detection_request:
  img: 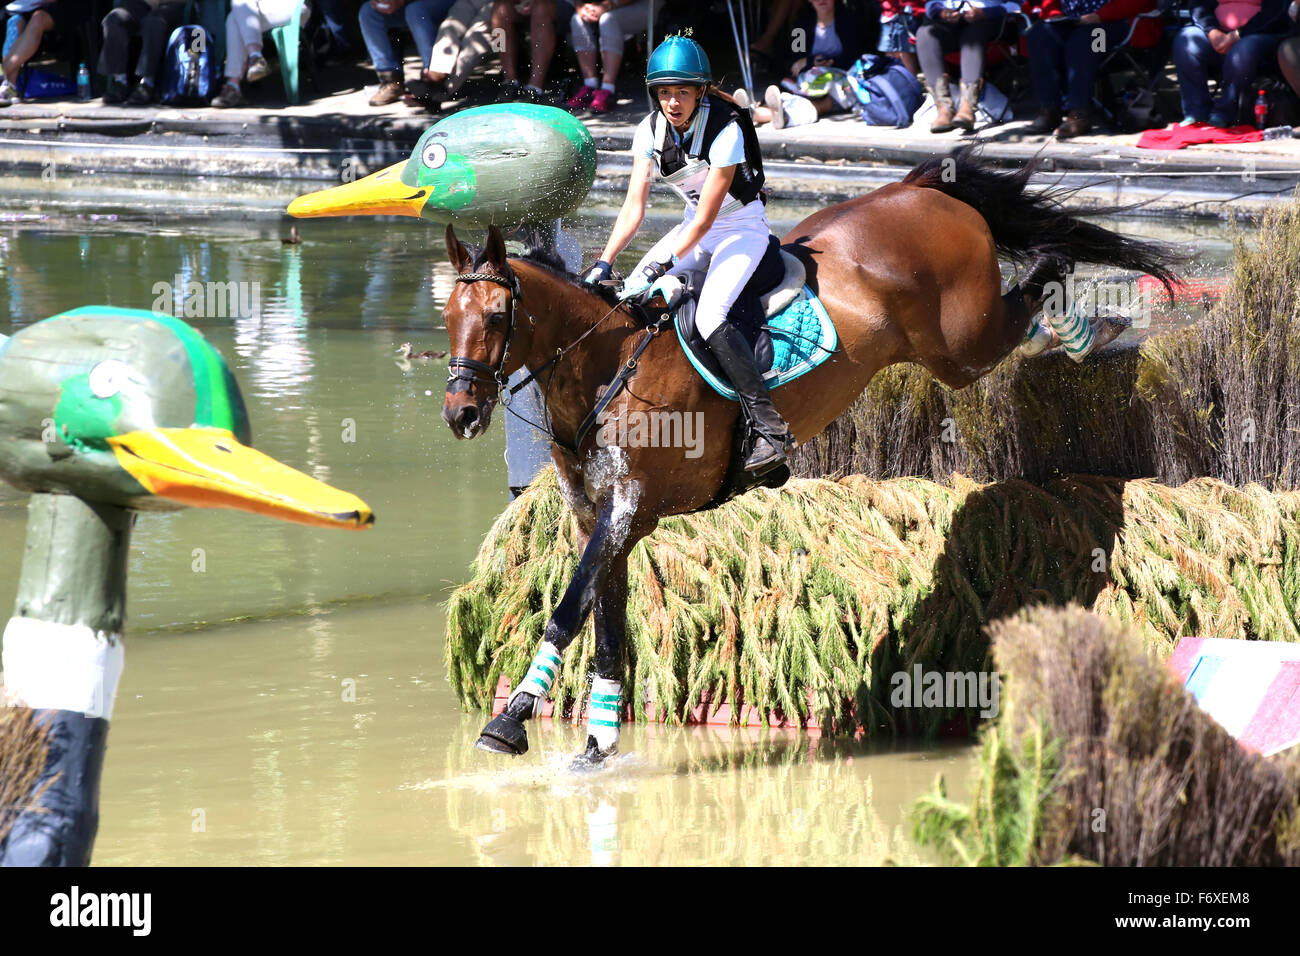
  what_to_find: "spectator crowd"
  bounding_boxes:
[1,0,1298,138]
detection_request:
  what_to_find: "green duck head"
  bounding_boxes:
[286,104,597,227]
[0,306,373,530]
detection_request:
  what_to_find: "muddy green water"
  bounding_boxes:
[0,174,1240,865]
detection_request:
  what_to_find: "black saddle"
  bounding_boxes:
[675,235,787,380]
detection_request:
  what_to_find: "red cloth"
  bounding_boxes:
[1136,122,1265,149]
[1034,0,1164,46]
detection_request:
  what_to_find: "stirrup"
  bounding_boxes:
[745,431,793,473]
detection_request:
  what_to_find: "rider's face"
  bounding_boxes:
[656,85,703,130]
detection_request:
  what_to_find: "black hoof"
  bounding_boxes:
[569,735,615,773]
[475,712,529,756]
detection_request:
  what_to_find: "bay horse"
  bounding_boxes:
[443,149,1180,765]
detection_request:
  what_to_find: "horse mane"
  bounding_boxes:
[468,242,625,309]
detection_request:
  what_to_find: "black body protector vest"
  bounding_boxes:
[649,94,766,215]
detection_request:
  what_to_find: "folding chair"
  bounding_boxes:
[1089,0,1178,130]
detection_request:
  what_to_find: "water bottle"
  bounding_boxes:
[76,63,90,102]
[1254,89,1267,130]
[1262,125,1295,140]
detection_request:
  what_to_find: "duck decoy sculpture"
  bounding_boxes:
[0,306,373,866]
[287,104,596,227]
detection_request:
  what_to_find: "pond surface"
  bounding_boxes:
[0,172,1241,864]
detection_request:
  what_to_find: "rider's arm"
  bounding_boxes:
[599,155,654,265]
[670,163,737,261]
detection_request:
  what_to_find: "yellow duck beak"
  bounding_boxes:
[287,162,428,219]
[108,427,374,530]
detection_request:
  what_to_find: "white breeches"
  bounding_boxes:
[634,199,770,339]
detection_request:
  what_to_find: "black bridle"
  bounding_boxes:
[446,267,670,455]
[445,270,526,400]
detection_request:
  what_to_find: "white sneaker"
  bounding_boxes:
[733,88,753,112]
[764,84,786,129]
[0,79,20,107]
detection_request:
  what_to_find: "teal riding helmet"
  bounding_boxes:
[645,35,712,89]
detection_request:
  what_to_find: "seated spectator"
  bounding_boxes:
[406,0,493,110]
[916,0,1006,133]
[1,0,91,106]
[1025,0,1162,138]
[360,0,454,107]
[211,0,313,107]
[98,0,187,105]
[1280,1,1300,97]
[751,0,801,58]
[878,0,921,74]
[491,0,556,101]
[1173,0,1294,126]
[313,0,357,61]
[565,0,663,115]
[743,0,866,128]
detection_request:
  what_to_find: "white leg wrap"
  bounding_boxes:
[2,617,124,720]
[1019,316,1055,357]
[1046,301,1095,363]
[513,640,562,702]
[587,677,622,753]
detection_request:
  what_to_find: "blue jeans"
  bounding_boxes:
[1171,26,1283,123]
[1027,18,1130,112]
[359,0,454,73]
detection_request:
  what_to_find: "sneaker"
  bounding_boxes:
[1207,110,1232,128]
[0,79,16,107]
[210,82,244,109]
[764,84,786,130]
[1178,115,1207,127]
[732,88,753,112]
[566,84,595,110]
[369,78,405,106]
[245,52,271,84]
[588,87,614,114]
[126,81,154,106]
[102,78,129,105]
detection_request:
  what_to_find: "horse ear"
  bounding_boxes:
[445,224,471,273]
[484,224,508,270]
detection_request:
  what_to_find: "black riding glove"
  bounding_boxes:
[581,260,612,285]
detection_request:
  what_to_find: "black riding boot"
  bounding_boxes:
[705,322,793,473]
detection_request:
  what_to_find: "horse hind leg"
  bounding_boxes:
[1009,256,1129,362]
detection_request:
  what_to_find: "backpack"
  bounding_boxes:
[847,54,924,128]
[160,25,216,106]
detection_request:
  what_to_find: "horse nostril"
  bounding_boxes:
[459,406,479,428]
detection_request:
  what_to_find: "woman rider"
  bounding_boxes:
[580,35,794,474]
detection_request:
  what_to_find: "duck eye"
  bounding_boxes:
[422,143,447,169]
[88,360,130,399]
[214,442,233,454]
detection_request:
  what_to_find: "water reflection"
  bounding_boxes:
[427,721,970,866]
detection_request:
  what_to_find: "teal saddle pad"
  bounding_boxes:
[674,286,838,401]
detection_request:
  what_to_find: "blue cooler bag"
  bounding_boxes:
[848,54,925,128]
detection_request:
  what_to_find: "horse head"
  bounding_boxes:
[441,223,532,440]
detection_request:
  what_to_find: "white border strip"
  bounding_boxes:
[2,617,124,720]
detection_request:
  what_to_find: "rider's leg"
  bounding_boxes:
[696,222,793,472]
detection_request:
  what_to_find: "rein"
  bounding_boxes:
[448,269,668,456]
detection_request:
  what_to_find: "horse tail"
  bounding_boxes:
[902,146,1183,300]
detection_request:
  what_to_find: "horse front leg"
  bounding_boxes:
[571,552,629,771]
[475,497,621,756]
